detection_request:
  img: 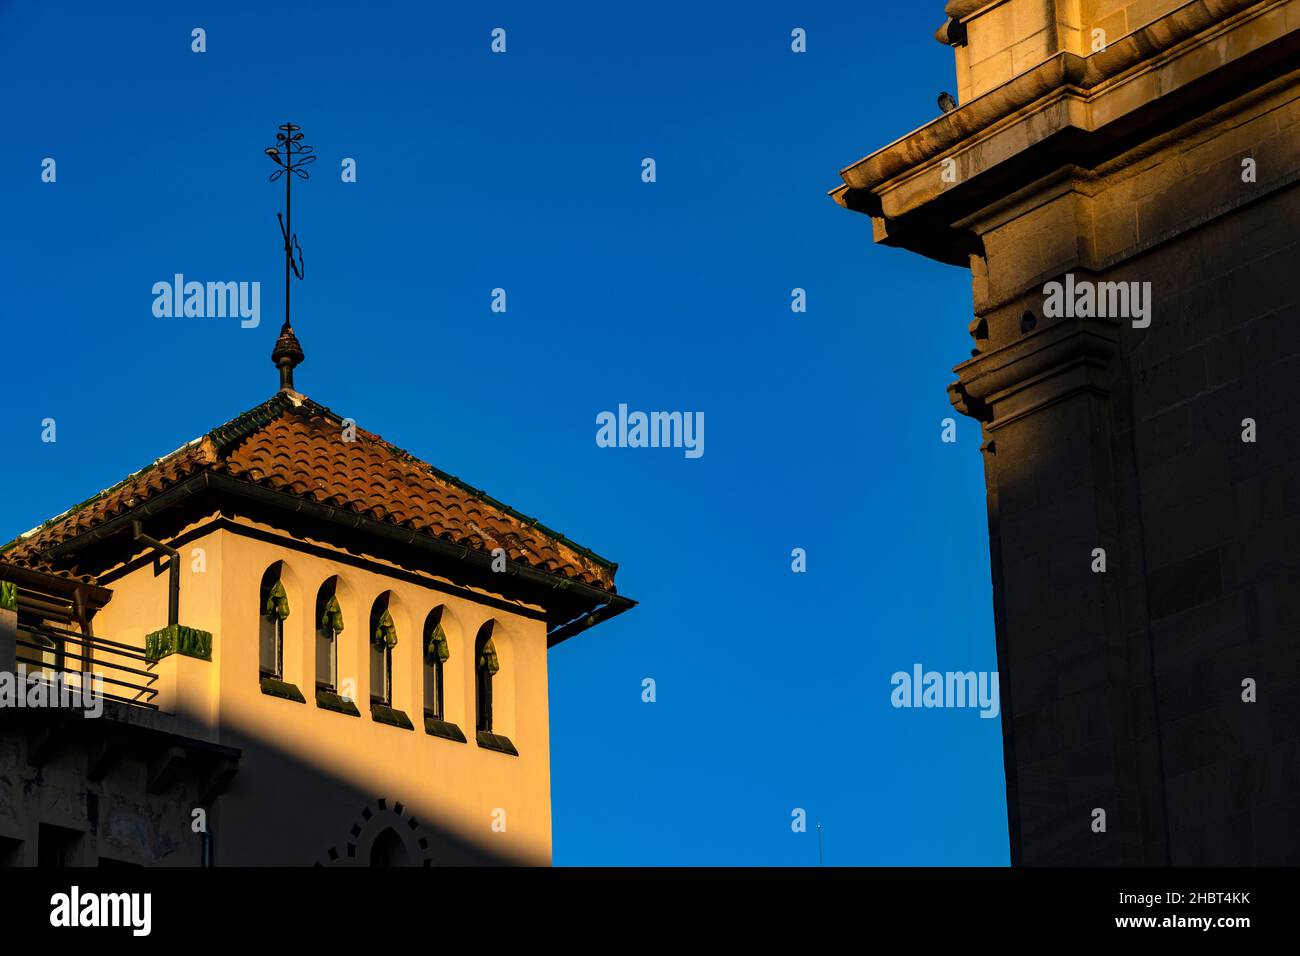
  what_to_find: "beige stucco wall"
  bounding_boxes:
[92,515,554,865]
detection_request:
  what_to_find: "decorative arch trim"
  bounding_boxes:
[478,636,499,675]
[425,621,450,663]
[265,579,290,620]
[372,608,398,648]
[319,593,344,635]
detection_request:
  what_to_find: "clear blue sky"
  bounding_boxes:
[0,1,1007,865]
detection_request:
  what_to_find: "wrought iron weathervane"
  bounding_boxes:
[264,122,316,391]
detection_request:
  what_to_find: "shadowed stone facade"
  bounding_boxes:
[834,0,1300,864]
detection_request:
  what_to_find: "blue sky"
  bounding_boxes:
[0,1,1007,865]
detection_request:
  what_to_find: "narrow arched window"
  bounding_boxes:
[369,828,410,867]
[259,563,288,680]
[424,608,449,720]
[475,622,499,733]
[315,577,343,692]
[369,593,396,705]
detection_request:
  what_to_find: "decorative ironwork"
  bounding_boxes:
[264,122,316,391]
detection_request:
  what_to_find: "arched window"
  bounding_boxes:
[369,828,410,867]
[475,621,499,733]
[423,608,450,721]
[369,593,396,706]
[315,577,343,692]
[259,563,288,680]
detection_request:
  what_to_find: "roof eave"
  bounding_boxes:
[37,471,632,635]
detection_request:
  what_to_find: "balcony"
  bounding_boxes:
[14,619,158,710]
[1,563,240,810]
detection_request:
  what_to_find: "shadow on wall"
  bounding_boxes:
[0,705,522,867]
[201,715,522,867]
[966,191,1300,863]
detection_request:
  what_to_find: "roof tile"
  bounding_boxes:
[2,393,618,592]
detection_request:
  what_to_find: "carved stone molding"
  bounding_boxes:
[953,314,1120,430]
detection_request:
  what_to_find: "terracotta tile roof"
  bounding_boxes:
[1,392,618,593]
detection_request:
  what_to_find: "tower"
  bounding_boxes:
[0,124,634,866]
[833,0,1300,864]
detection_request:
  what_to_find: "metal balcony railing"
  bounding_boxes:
[14,622,159,709]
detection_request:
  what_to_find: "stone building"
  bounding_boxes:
[833,0,1300,864]
[0,327,633,866]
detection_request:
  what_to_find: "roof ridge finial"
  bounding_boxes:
[264,121,315,392]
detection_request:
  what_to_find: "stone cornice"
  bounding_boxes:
[834,53,1085,195]
[840,0,1266,192]
[832,0,1290,262]
[945,0,1004,21]
[952,315,1120,427]
[934,17,969,46]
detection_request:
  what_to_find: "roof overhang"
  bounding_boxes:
[831,0,1300,264]
[36,470,634,646]
[0,561,113,611]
